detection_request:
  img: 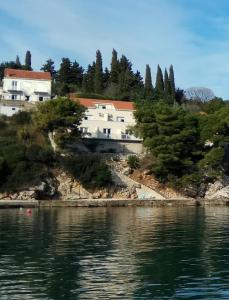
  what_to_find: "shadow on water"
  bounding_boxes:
[0,207,229,299]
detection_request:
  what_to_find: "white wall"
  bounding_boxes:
[80,107,141,141]
[0,105,21,117]
[3,77,51,101]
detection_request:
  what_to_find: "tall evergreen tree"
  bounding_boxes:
[70,61,84,86]
[41,59,56,77]
[82,63,96,93]
[144,64,153,99]
[15,56,21,68]
[94,50,103,94]
[24,51,32,70]
[58,58,72,84]
[103,67,110,89]
[110,49,119,83]
[155,65,164,99]
[164,68,174,105]
[169,64,176,100]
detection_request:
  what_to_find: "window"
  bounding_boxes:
[11,94,17,100]
[103,128,111,137]
[25,96,30,101]
[39,96,43,101]
[12,108,16,111]
[12,81,17,87]
[80,127,88,133]
[98,104,106,109]
[117,116,125,122]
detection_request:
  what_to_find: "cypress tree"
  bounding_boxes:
[94,50,103,94]
[15,56,21,68]
[110,49,119,83]
[144,64,153,99]
[164,68,169,96]
[155,65,164,99]
[24,51,32,70]
[169,64,176,100]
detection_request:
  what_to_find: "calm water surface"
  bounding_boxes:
[0,207,229,299]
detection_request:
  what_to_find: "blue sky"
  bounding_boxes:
[1,0,229,98]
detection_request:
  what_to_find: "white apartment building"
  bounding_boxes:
[2,68,51,102]
[76,98,140,141]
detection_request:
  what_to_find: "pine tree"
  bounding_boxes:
[94,50,103,94]
[41,59,56,77]
[15,56,21,68]
[24,51,32,70]
[169,64,176,100]
[155,65,164,99]
[110,49,119,83]
[144,64,153,99]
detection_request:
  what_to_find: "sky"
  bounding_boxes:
[1,0,229,99]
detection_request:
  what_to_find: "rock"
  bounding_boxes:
[101,192,109,198]
[92,192,102,199]
[122,167,132,176]
[183,185,199,198]
[205,181,224,198]
[143,170,151,176]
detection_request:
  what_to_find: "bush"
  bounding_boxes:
[127,155,140,169]
[60,154,112,188]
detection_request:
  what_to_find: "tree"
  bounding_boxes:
[41,59,56,77]
[134,101,202,181]
[94,50,103,94]
[169,65,176,99]
[110,49,119,84]
[15,56,21,68]
[155,65,164,99]
[164,68,174,105]
[82,63,96,93]
[24,51,32,70]
[144,64,154,99]
[70,60,84,86]
[58,58,72,84]
[185,87,215,102]
[33,97,86,150]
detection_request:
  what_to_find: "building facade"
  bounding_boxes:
[72,98,143,154]
[2,68,51,102]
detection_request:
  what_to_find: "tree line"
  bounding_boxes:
[0,49,178,102]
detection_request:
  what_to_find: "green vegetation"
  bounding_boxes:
[60,154,112,188]
[134,99,229,194]
[127,155,140,170]
[0,98,112,193]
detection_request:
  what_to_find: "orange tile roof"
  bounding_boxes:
[4,68,51,80]
[72,97,135,110]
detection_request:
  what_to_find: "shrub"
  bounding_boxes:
[127,155,140,169]
[60,154,112,188]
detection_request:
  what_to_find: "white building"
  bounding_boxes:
[72,98,143,154]
[2,68,51,102]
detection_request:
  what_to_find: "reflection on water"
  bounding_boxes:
[0,207,229,299]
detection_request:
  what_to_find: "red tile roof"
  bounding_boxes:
[72,97,135,110]
[4,68,51,80]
